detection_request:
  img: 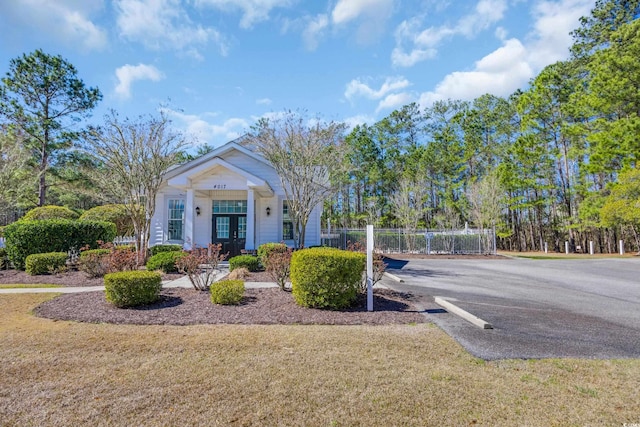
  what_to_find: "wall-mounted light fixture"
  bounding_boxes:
[266,206,271,216]
[195,206,201,216]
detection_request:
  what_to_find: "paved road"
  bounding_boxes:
[384,257,640,360]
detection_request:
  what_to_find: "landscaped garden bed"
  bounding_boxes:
[34,287,426,325]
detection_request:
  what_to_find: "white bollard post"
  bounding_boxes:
[544,242,548,254]
[565,241,569,254]
[366,225,374,312]
[619,240,624,255]
[589,241,594,255]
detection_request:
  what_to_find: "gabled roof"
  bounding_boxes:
[164,136,270,181]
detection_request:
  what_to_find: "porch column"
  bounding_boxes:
[184,189,195,250]
[246,189,255,250]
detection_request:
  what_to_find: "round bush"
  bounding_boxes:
[25,252,68,275]
[257,242,288,265]
[3,219,116,270]
[229,254,259,272]
[210,279,244,305]
[150,244,183,256]
[104,271,162,308]
[290,247,365,309]
[146,251,187,273]
[80,248,111,258]
[80,204,133,236]
[23,205,79,221]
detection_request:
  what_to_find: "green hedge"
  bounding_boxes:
[3,219,117,270]
[80,248,111,258]
[104,271,162,308]
[23,205,79,221]
[257,242,288,265]
[291,247,365,310]
[210,279,244,305]
[150,244,183,256]
[25,252,68,275]
[229,254,259,272]
[146,251,187,273]
[79,204,133,236]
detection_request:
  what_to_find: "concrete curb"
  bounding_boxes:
[434,297,493,329]
[383,271,404,283]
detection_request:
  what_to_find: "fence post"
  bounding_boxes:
[565,241,569,254]
[544,242,548,254]
[619,240,624,255]
[366,225,374,312]
[589,241,594,255]
[493,227,497,255]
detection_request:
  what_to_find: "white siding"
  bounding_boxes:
[222,151,284,195]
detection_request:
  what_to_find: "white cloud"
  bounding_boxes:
[256,98,272,105]
[527,0,593,69]
[345,76,411,102]
[331,0,393,25]
[417,0,594,107]
[0,0,107,51]
[419,38,532,106]
[376,92,414,113]
[331,0,394,44]
[302,14,329,50]
[115,0,228,57]
[195,0,293,29]
[165,109,249,146]
[114,64,164,99]
[392,0,507,67]
[343,114,376,130]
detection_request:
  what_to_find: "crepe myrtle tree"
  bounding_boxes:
[249,110,349,249]
[84,109,186,264]
[0,50,102,206]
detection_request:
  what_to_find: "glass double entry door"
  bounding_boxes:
[212,214,246,257]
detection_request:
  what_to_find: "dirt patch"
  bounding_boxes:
[34,287,427,325]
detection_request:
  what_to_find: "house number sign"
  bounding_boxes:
[212,184,227,189]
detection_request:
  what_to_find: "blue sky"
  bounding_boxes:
[0,0,595,151]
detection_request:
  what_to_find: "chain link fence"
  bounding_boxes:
[321,227,496,255]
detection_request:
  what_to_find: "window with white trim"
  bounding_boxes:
[167,199,185,241]
[282,200,293,240]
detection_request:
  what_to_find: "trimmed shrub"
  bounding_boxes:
[290,247,365,309]
[104,271,162,308]
[210,279,244,305]
[150,244,183,256]
[229,255,260,271]
[146,251,187,273]
[25,252,68,275]
[80,248,111,258]
[80,204,133,236]
[229,254,259,272]
[23,205,79,221]
[3,219,117,270]
[257,242,288,265]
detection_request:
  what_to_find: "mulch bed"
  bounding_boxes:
[0,269,182,287]
[34,287,427,326]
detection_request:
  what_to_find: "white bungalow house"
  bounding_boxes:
[149,137,322,255]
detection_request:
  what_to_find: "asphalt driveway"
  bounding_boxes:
[384,256,640,360]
